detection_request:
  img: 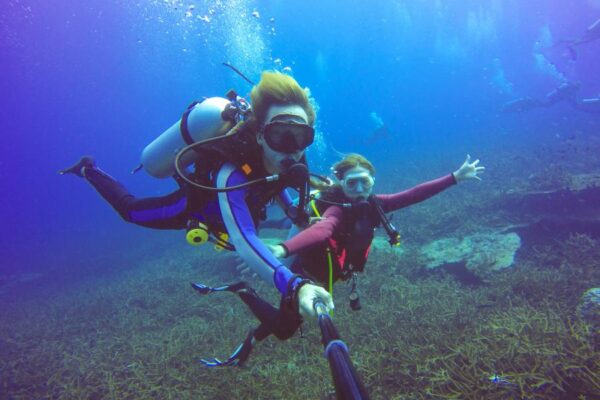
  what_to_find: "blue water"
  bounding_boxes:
[1,0,599,277]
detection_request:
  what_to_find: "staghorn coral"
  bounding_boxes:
[427,306,599,399]
[1,224,599,399]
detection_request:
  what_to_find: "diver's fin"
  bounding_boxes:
[199,329,255,368]
[59,156,96,177]
[191,281,251,295]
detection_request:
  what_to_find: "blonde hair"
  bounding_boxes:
[331,153,375,180]
[250,71,315,127]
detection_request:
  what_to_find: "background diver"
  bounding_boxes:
[60,71,334,326]
[501,81,600,114]
[554,17,600,60]
[194,152,485,367]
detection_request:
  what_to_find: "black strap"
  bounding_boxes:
[180,101,201,146]
[286,275,312,314]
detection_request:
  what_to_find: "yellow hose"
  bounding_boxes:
[310,198,335,302]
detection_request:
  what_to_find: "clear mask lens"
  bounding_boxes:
[343,174,374,190]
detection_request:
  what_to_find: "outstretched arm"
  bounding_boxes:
[377,175,456,212]
[378,155,484,212]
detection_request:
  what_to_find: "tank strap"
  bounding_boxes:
[180,101,201,145]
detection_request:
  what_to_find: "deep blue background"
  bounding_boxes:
[2,0,599,277]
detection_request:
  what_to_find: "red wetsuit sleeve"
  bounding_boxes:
[377,173,457,213]
[282,205,344,255]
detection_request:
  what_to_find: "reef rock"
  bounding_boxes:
[501,173,600,247]
[577,287,600,330]
[420,232,521,272]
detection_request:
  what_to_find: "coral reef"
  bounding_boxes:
[2,143,600,399]
[420,232,521,272]
[369,235,406,255]
[1,230,598,399]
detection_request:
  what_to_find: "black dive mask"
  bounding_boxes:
[263,121,314,154]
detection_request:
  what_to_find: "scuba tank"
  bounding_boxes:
[140,94,249,179]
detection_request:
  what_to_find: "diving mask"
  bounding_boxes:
[263,120,314,154]
[341,170,375,201]
[342,172,375,190]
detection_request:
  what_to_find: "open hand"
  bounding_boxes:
[453,154,485,182]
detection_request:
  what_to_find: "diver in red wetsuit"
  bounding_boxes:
[272,153,484,297]
[195,152,484,367]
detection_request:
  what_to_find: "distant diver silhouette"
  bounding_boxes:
[554,18,600,60]
[501,82,600,114]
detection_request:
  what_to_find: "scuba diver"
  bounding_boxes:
[555,17,600,61]
[501,81,579,112]
[60,71,334,320]
[502,81,600,114]
[193,152,484,367]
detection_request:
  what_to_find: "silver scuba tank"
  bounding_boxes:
[141,97,235,179]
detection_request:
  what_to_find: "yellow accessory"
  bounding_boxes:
[186,222,209,246]
[214,232,230,252]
